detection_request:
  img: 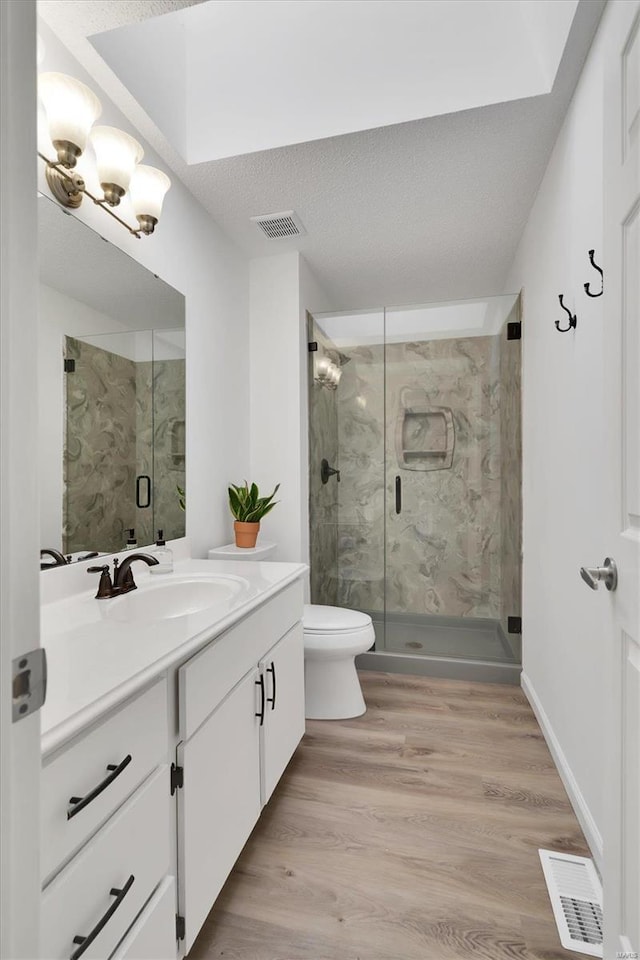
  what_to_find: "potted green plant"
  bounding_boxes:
[228,481,280,548]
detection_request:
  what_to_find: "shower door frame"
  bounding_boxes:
[307,300,523,685]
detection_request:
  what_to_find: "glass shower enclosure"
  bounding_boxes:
[308,295,522,682]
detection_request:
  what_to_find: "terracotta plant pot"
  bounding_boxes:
[234,520,260,548]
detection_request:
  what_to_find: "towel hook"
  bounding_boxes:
[555,294,577,333]
[584,249,603,298]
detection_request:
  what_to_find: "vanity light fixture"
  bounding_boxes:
[89,125,143,207]
[129,165,172,235]
[37,72,171,238]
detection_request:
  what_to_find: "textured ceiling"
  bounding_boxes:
[38,0,604,310]
[39,0,205,35]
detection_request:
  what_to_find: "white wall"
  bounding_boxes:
[37,20,250,559]
[506,5,611,863]
[249,253,333,568]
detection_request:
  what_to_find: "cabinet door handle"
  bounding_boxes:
[70,874,135,960]
[395,475,402,514]
[255,675,265,726]
[67,754,132,820]
[266,662,276,710]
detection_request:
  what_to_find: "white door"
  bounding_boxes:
[177,669,262,954]
[259,623,305,804]
[602,1,640,955]
[0,2,42,957]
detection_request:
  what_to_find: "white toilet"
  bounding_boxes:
[303,604,375,720]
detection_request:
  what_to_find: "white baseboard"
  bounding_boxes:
[521,672,603,871]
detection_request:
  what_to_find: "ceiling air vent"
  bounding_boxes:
[251,210,306,240]
[539,850,603,957]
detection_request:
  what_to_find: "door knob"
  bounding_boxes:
[579,557,618,591]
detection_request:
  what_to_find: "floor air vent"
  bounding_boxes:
[251,210,306,239]
[539,850,603,957]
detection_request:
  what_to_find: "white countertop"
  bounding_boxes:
[40,557,306,758]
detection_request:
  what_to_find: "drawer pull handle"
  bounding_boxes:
[70,874,135,960]
[67,754,132,820]
[255,675,265,726]
[267,662,276,710]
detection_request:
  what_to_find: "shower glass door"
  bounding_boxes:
[308,294,522,670]
[307,309,386,647]
[383,296,522,663]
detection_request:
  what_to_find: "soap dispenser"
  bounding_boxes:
[150,529,173,574]
[124,528,137,550]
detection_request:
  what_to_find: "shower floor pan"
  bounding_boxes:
[356,611,521,685]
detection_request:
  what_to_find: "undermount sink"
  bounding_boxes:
[103,574,250,622]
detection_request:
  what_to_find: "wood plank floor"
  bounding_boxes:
[190,672,591,960]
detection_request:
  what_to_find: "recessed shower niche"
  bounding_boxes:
[395,389,455,471]
[308,295,522,682]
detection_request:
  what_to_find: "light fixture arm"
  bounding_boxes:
[38,151,142,239]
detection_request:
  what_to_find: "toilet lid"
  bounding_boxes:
[303,604,372,633]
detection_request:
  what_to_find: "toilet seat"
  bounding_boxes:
[303,604,374,660]
[303,604,371,634]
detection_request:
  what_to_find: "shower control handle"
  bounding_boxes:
[580,557,618,592]
[395,476,402,514]
[320,459,340,484]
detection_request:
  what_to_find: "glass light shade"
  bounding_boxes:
[90,126,143,196]
[129,165,171,221]
[38,72,102,162]
[315,356,332,381]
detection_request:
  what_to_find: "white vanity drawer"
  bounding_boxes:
[41,765,170,960]
[111,876,176,960]
[179,579,303,738]
[42,679,168,882]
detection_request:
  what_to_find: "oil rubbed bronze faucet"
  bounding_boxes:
[40,548,69,570]
[88,552,159,599]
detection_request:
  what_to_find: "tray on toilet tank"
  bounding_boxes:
[208,541,277,561]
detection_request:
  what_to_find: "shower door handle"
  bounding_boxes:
[136,475,151,509]
[395,476,402,514]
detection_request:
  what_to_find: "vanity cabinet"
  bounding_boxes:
[177,668,262,952]
[176,582,305,952]
[40,678,175,960]
[111,876,178,960]
[41,765,172,960]
[41,679,168,884]
[41,576,305,960]
[259,623,305,804]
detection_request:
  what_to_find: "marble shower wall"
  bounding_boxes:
[64,340,186,554]
[308,324,340,606]
[333,344,385,613]
[333,334,521,623]
[384,336,502,619]
[64,336,137,553]
[135,360,154,547]
[152,358,186,542]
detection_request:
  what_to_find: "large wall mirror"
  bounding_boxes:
[38,195,186,559]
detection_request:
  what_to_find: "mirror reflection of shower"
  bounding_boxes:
[307,295,522,681]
